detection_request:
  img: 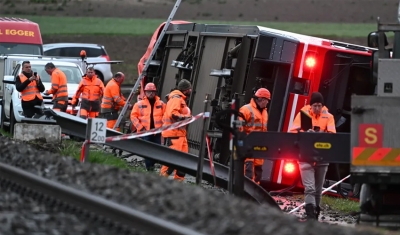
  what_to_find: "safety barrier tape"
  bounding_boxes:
[105,113,205,142]
[80,113,205,163]
[206,135,217,186]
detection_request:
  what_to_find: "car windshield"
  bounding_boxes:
[0,43,42,55]
[31,64,82,84]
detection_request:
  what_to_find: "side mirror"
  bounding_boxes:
[3,75,15,85]
[368,31,389,48]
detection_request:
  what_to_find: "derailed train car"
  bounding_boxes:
[138,21,376,194]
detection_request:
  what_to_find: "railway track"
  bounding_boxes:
[0,135,390,235]
[0,162,204,235]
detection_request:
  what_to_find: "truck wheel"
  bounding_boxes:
[360,184,371,206]
[9,106,16,137]
[358,184,373,225]
[1,100,9,132]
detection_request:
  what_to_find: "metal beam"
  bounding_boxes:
[51,111,280,209]
[378,23,400,32]
[243,132,351,164]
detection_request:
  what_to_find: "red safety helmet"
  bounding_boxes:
[255,88,271,100]
[144,83,157,91]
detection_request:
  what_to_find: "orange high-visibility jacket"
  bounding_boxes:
[239,99,268,134]
[19,73,43,101]
[162,90,191,138]
[101,78,126,112]
[72,75,104,104]
[289,105,336,133]
[47,68,68,102]
[239,99,268,166]
[130,96,165,131]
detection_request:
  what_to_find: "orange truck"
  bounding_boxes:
[0,17,43,55]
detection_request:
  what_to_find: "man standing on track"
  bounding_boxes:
[130,82,165,171]
[289,92,336,221]
[159,79,192,182]
[239,87,270,184]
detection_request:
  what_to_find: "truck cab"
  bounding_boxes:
[0,17,43,56]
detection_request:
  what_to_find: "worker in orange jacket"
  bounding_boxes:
[289,92,336,221]
[15,61,45,118]
[43,62,69,112]
[71,67,104,119]
[130,82,166,171]
[100,72,131,130]
[239,88,270,184]
[160,79,192,182]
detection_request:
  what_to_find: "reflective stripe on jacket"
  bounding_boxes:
[19,73,43,101]
[239,99,268,135]
[162,90,191,137]
[48,68,68,102]
[101,78,126,113]
[72,75,104,104]
[289,105,336,133]
[130,96,165,131]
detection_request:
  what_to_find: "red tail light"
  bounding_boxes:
[102,55,110,61]
[305,56,316,68]
[284,161,296,174]
[303,51,318,71]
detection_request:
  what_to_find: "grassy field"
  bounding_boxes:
[11,15,377,37]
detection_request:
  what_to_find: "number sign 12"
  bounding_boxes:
[90,118,107,143]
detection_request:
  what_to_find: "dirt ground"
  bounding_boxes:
[1,0,399,83]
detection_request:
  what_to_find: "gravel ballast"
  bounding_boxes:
[0,188,120,235]
[0,136,384,235]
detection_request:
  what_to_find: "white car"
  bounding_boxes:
[43,43,113,84]
[1,60,83,134]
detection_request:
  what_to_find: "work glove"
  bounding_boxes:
[43,90,50,96]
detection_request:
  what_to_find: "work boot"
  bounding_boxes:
[305,204,316,221]
[315,206,321,220]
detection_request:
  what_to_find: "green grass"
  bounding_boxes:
[0,129,12,138]
[8,15,378,38]
[321,195,359,214]
[60,140,146,172]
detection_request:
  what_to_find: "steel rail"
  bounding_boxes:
[51,111,280,209]
[0,162,206,235]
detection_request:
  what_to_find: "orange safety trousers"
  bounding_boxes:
[80,109,99,119]
[160,137,188,182]
[106,119,120,131]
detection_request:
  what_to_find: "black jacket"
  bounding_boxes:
[15,71,45,93]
